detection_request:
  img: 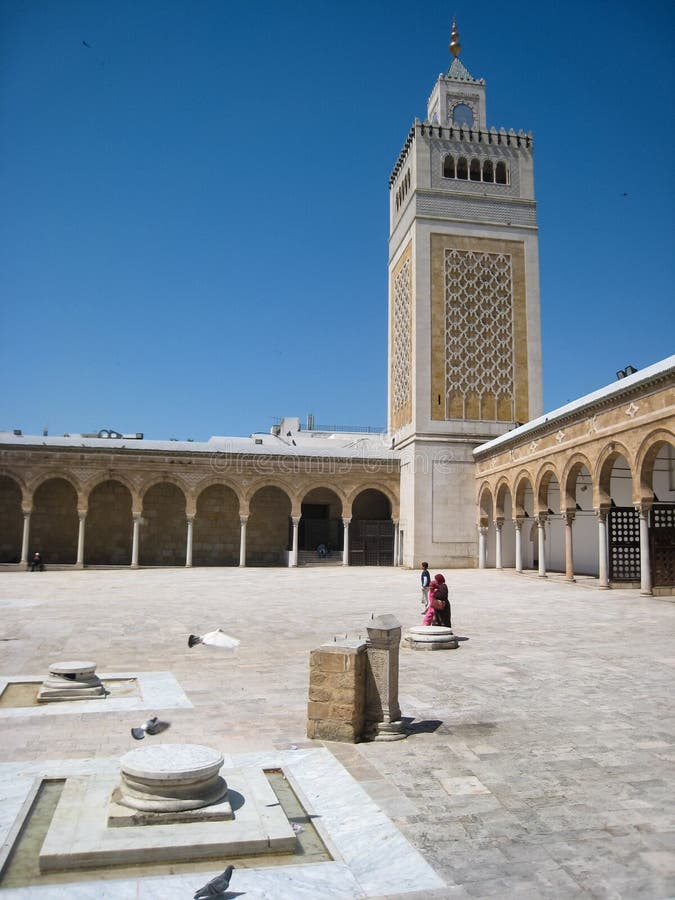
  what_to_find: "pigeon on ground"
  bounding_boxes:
[193,864,234,898]
[130,716,170,740]
[188,629,240,651]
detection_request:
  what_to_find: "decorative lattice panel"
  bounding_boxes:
[650,504,675,587]
[392,258,411,424]
[608,507,640,582]
[444,249,514,420]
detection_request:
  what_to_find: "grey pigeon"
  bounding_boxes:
[130,716,170,740]
[193,864,234,898]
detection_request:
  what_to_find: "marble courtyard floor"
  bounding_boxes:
[0,566,674,899]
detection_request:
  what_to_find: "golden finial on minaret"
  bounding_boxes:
[449,18,461,57]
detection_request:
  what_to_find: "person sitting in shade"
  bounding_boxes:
[317,543,328,559]
[30,552,45,572]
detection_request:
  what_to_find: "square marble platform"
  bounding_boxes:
[0,671,191,719]
[0,747,445,897]
[40,766,294,871]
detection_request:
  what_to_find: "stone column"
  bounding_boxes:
[290,516,300,567]
[514,519,523,573]
[342,517,351,566]
[131,513,141,569]
[185,515,194,568]
[20,509,32,570]
[537,515,547,578]
[564,512,575,582]
[495,518,503,570]
[596,508,609,589]
[392,520,399,567]
[364,614,405,741]
[637,504,653,596]
[239,515,248,567]
[76,511,87,569]
[478,526,488,569]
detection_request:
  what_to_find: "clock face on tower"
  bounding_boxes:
[452,103,474,127]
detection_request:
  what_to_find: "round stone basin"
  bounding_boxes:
[122,744,224,783]
[408,626,454,640]
[118,744,228,812]
[48,661,97,678]
[405,625,458,651]
[38,660,106,702]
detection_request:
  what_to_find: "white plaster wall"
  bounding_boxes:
[573,512,598,575]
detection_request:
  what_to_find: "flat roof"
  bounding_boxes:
[0,430,396,461]
[473,354,675,458]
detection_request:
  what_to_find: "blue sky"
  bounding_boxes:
[1,1,673,440]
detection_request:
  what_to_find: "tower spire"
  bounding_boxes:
[449,18,461,58]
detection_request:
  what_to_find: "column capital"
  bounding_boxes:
[342,517,352,526]
[563,511,576,526]
[186,514,195,524]
[239,515,249,526]
[513,517,523,531]
[478,525,488,536]
[634,502,652,517]
[291,516,301,526]
[594,506,610,522]
[77,508,88,519]
[536,513,548,526]
[21,505,33,516]
[132,510,143,521]
[494,517,504,529]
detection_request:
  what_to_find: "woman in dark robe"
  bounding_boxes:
[432,573,451,628]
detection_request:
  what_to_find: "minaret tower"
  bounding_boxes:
[388,21,543,567]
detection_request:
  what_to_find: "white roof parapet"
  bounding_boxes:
[0,431,396,461]
[473,355,675,458]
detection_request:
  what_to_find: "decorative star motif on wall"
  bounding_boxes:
[626,402,640,418]
[529,440,539,453]
[555,430,565,444]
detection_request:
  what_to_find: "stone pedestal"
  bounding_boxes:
[110,744,232,826]
[404,625,459,650]
[307,640,367,743]
[364,615,406,741]
[37,661,106,702]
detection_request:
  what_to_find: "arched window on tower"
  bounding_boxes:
[442,155,455,178]
[470,158,481,181]
[452,103,474,127]
[482,160,494,183]
[495,161,508,184]
[456,157,468,180]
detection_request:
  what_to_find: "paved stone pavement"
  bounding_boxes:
[1,566,674,899]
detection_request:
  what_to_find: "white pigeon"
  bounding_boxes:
[188,629,240,651]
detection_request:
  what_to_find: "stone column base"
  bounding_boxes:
[365,720,407,742]
[404,626,458,651]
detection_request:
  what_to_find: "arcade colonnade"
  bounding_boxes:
[0,460,401,569]
[474,361,675,595]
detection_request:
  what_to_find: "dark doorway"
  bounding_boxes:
[299,503,342,552]
[650,504,675,588]
[349,520,394,566]
[608,507,640,582]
